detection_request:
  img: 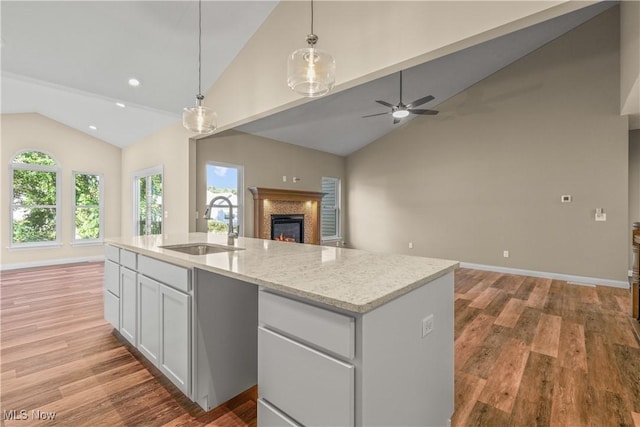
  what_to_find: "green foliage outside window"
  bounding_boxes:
[11,151,58,244]
[75,174,101,240]
[138,174,163,235]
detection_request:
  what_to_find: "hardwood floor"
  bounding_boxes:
[0,263,255,426]
[1,263,639,426]
[452,269,640,427]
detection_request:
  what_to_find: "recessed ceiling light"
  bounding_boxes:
[89,125,97,130]
[116,102,126,108]
[128,78,140,87]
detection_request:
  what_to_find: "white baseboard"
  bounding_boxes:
[460,262,629,289]
[0,255,105,271]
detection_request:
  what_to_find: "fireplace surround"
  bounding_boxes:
[249,187,324,244]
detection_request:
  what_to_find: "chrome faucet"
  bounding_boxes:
[204,195,238,244]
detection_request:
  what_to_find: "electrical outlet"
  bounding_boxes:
[422,314,434,338]
[503,250,509,258]
[408,242,413,249]
[282,175,287,182]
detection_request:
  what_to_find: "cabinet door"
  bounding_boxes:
[119,267,137,345]
[159,283,191,396]
[104,290,119,329]
[138,275,160,366]
[104,260,120,296]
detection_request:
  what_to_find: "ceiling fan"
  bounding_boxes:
[363,70,439,124]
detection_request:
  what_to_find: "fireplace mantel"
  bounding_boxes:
[249,187,324,244]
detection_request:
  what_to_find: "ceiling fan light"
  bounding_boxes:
[183,97,217,134]
[392,109,410,118]
[287,46,335,97]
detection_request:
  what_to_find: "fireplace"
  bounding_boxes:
[271,215,304,243]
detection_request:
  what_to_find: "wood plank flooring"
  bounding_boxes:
[453,268,640,427]
[1,263,639,426]
[0,263,255,426]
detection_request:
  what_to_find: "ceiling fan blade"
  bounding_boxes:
[406,95,434,109]
[362,112,391,118]
[393,117,401,125]
[375,100,395,108]
[409,109,439,115]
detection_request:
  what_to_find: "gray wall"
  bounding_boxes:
[346,8,629,281]
[196,130,346,239]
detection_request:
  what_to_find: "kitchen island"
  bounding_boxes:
[105,233,458,426]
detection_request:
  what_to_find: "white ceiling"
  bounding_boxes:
[1,1,278,147]
[1,1,631,155]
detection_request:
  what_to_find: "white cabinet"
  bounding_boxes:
[119,267,137,345]
[138,275,160,365]
[258,327,354,426]
[104,289,120,329]
[137,274,191,396]
[105,245,193,399]
[103,255,120,329]
[257,399,300,427]
[258,291,355,427]
[159,283,191,395]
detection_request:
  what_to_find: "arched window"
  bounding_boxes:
[10,150,60,246]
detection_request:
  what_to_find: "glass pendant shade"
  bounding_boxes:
[183,96,217,134]
[287,46,335,97]
[183,0,217,135]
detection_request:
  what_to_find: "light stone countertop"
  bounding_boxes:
[106,233,458,314]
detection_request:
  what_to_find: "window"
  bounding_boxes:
[133,166,163,236]
[10,150,60,246]
[321,177,341,241]
[73,172,103,243]
[206,162,243,236]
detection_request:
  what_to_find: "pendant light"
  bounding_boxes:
[183,0,217,134]
[287,0,335,97]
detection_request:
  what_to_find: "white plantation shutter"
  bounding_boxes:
[321,177,340,239]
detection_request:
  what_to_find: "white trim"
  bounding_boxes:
[0,255,105,271]
[205,161,244,237]
[132,165,163,236]
[460,262,629,289]
[9,150,62,248]
[321,176,341,241]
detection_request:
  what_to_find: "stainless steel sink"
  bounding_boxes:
[159,243,244,256]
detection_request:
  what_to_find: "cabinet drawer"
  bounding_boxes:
[259,291,354,359]
[104,260,120,296]
[104,290,119,329]
[138,255,190,292]
[258,327,354,427]
[258,399,300,427]
[105,245,120,263]
[120,249,137,270]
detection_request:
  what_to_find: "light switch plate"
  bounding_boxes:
[595,213,607,221]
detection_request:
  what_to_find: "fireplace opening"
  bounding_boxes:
[271,215,304,243]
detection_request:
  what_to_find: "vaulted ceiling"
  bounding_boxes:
[1,1,633,156]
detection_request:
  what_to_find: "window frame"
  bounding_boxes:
[321,176,341,242]
[72,171,104,245]
[9,149,62,249]
[132,165,164,237]
[205,161,244,237]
